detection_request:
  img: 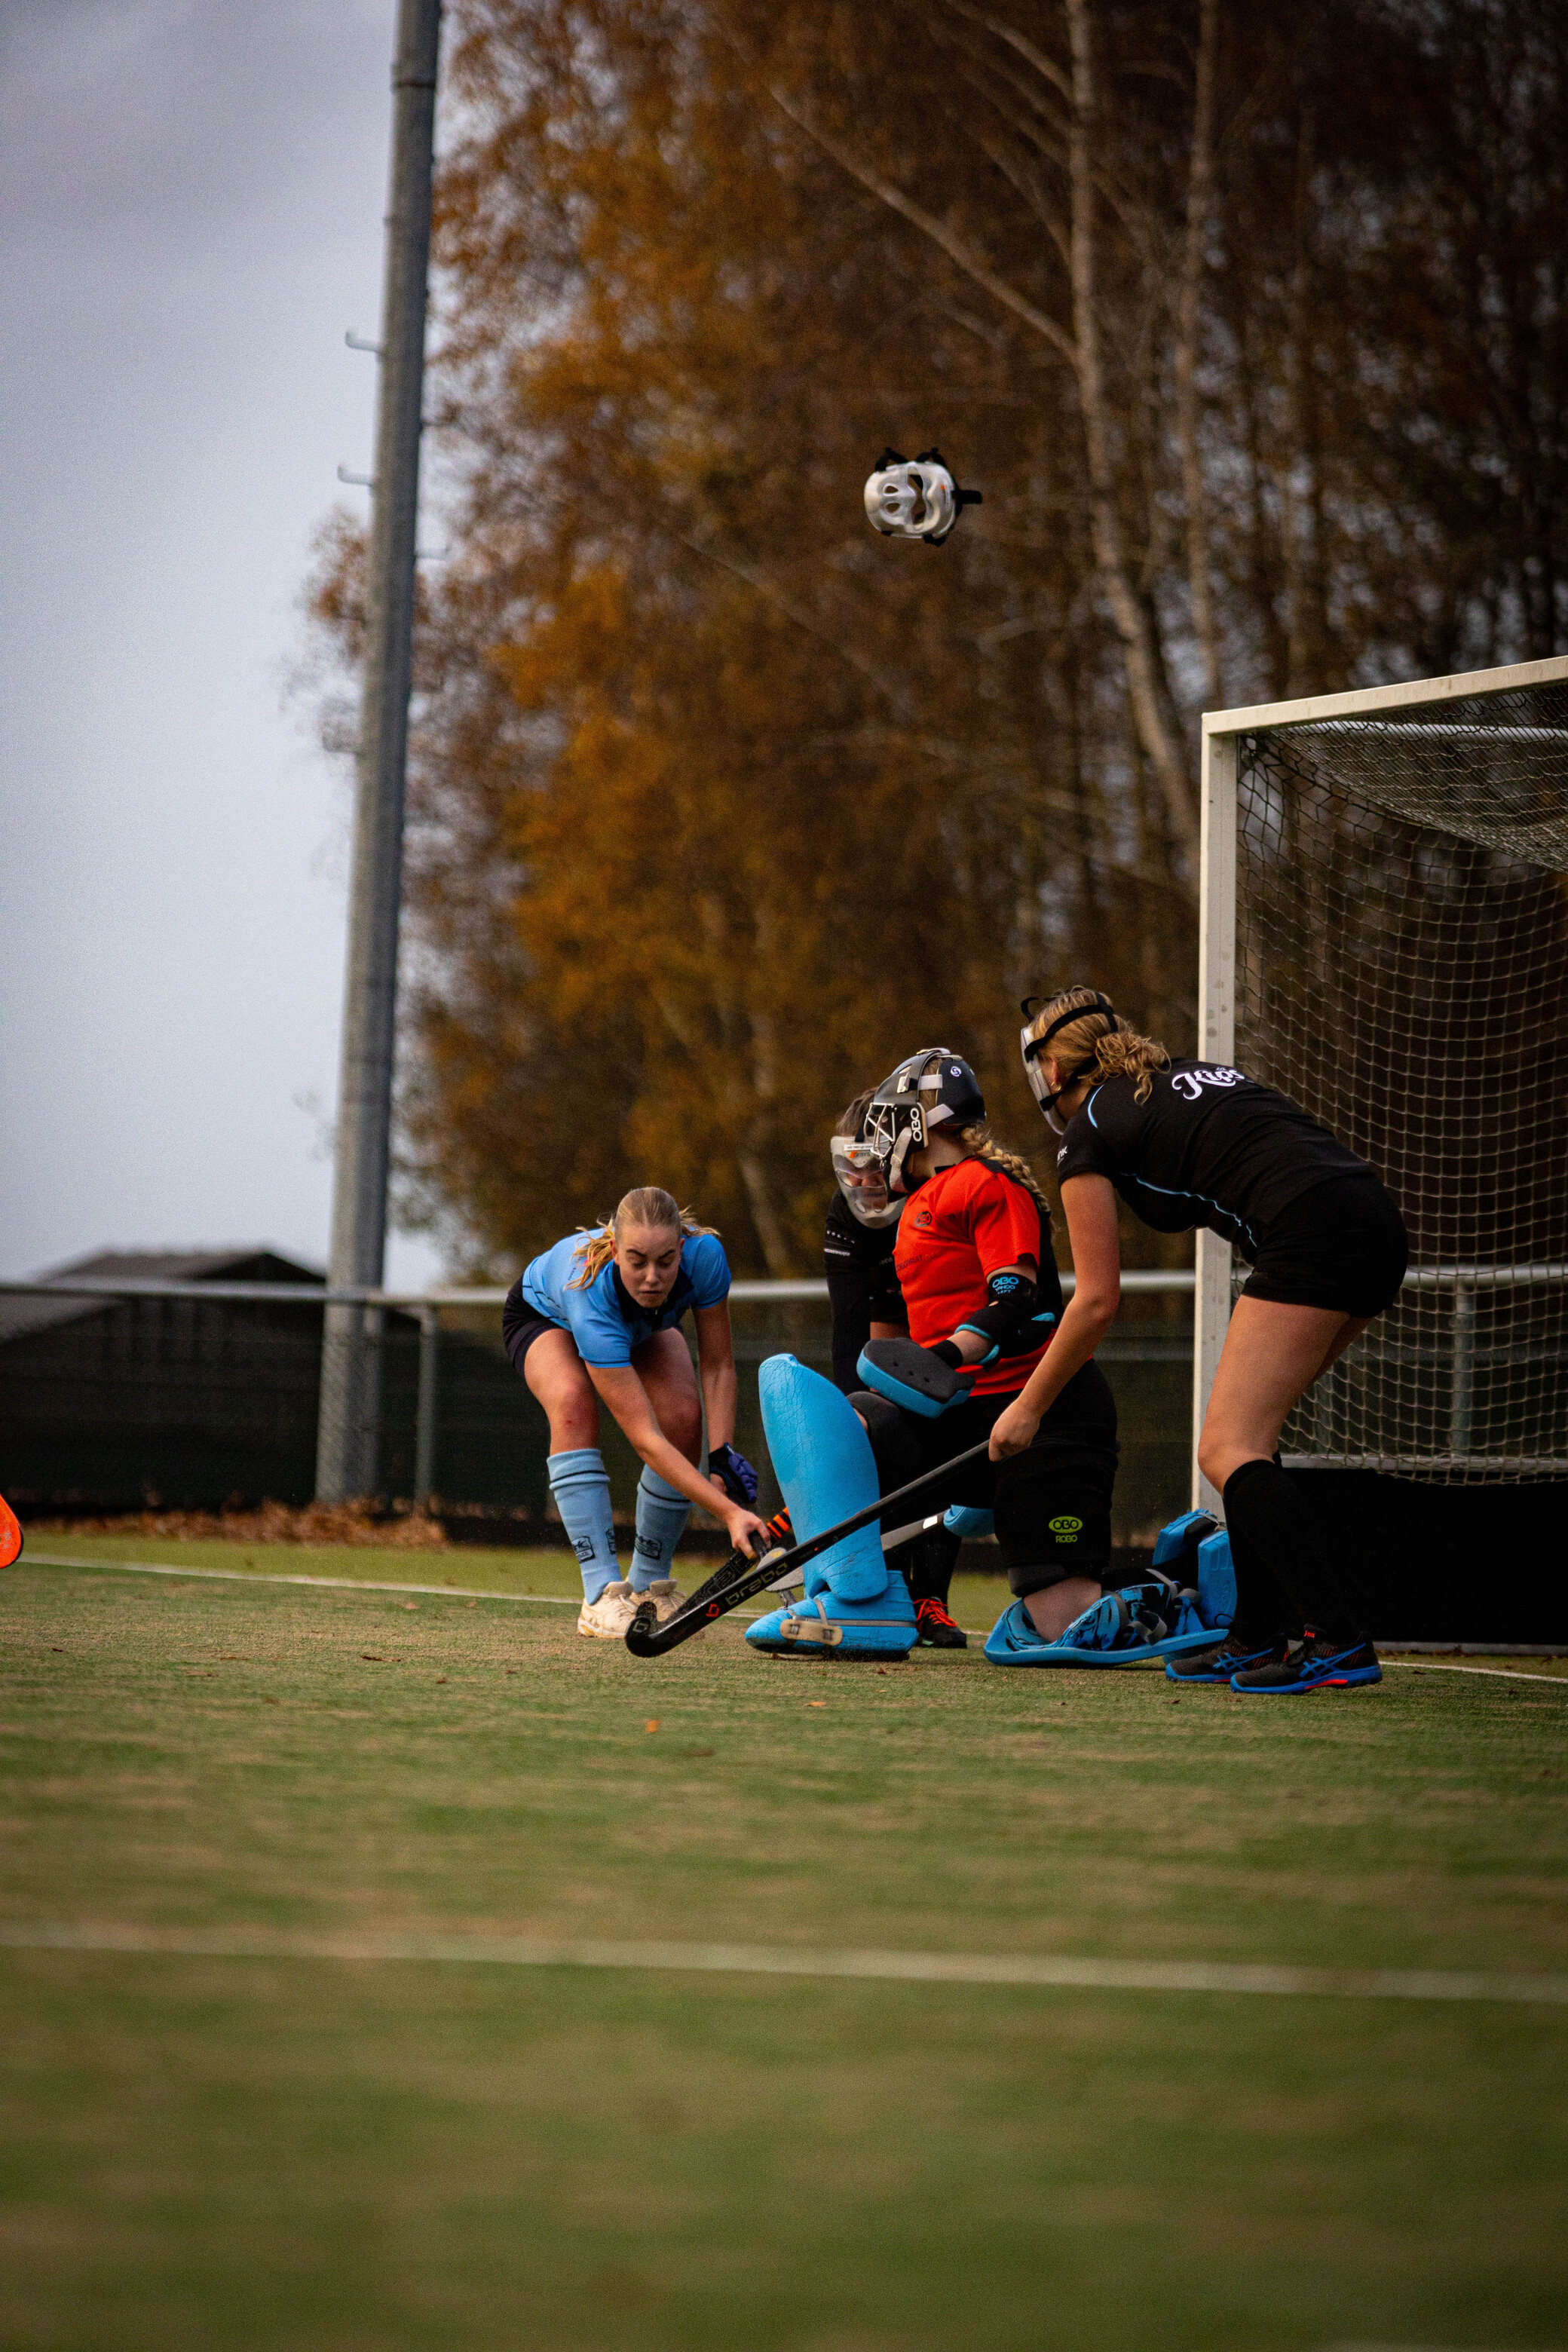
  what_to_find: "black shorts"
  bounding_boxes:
[1241,1174,1408,1318]
[501,1288,566,1375]
[851,1358,1120,1602]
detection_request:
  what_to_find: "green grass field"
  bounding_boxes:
[3,1542,1566,2351]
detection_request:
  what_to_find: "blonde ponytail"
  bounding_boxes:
[568,1187,719,1288]
[954,1122,1053,1220]
[1026,985,1168,1105]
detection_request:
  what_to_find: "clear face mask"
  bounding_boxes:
[1020,996,1118,1134]
[830,1135,903,1229]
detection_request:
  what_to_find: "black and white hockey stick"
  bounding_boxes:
[623,1441,991,1658]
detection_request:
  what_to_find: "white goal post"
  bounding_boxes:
[1193,653,1568,1512]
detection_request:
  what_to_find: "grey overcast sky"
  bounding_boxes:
[1,0,444,1286]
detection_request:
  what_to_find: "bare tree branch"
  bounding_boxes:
[672,531,898,707]
[1064,0,1199,868]
[763,80,1077,363]
[936,0,1073,103]
[1175,0,1224,706]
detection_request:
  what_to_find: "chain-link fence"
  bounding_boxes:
[0,1272,1196,1542]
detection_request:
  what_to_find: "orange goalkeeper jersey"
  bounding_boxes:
[891,1156,1063,1398]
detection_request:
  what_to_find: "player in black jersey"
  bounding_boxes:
[825,1089,966,1644]
[994,986,1408,1695]
[825,1089,908,1392]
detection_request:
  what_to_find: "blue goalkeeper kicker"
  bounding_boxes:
[629,1465,690,1588]
[1150,1511,1236,1632]
[985,1582,1219,1668]
[985,1500,1236,1669]
[547,1448,620,1602]
[746,1355,916,1659]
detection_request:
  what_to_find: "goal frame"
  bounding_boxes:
[1192,651,1568,1511]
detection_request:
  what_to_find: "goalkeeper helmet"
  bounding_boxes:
[863,446,982,546]
[865,1049,986,1194]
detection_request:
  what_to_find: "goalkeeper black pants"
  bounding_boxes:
[850,1358,1119,1600]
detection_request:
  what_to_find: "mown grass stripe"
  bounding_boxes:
[17,1556,1568,1678]
[1,1921,1565,2004]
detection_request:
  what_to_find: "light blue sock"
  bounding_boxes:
[547,1448,620,1601]
[629,1465,692,1589]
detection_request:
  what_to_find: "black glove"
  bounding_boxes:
[707,1439,758,1508]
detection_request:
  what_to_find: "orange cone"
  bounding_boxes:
[0,1493,23,1570]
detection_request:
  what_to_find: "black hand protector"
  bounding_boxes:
[954,1269,1056,1363]
[858,1337,975,1418]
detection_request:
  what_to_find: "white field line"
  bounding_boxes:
[23,1553,587,1606]
[20,1552,783,1623]
[1379,1658,1568,1686]
[0,1919,1565,2004]
[17,1556,1568,1677]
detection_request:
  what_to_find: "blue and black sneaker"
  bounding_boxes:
[1230,1631,1382,1695]
[1165,1634,1285,1684]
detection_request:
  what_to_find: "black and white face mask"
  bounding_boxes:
[862,1094,928,1196]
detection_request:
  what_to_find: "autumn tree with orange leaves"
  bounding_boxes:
[305,0,1568,1276]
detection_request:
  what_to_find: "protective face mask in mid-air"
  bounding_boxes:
[863,446,982,546]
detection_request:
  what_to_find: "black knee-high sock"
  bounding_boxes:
[1222,1459,1363,1643]
[1223,1507,1302,1648]
[899,1527,961,1606]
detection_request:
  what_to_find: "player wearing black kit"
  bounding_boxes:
[825,1090,967,1643]
[824,1094,908,1392]
[994,986,1408,1695]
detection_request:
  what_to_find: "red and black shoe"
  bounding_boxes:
[914,1594,968,1649]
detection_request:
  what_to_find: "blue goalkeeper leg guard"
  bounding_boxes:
[746,1355,916,1661]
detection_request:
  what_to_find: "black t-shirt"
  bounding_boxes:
[824,1193,907,1392]
[1054,1059,1376,1259]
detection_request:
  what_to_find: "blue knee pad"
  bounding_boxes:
[944,1504,994,1539]
[757,1355,887,1604]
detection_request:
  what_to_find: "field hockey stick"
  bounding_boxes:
[758,1509,954,1602]
[623,1440,991,1658]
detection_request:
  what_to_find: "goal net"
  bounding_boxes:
[1199,657,1568,1488]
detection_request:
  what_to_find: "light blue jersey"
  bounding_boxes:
[512,1230,730,1367]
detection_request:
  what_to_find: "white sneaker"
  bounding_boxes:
[577,1580,639,1640]
[636,1578,688,1625]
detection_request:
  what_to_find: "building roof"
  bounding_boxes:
[0,1248,325,1346]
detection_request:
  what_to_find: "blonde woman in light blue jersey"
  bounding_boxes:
[502,1187,767,1637]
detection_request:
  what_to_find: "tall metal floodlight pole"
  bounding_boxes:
[317,0,443,1502]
